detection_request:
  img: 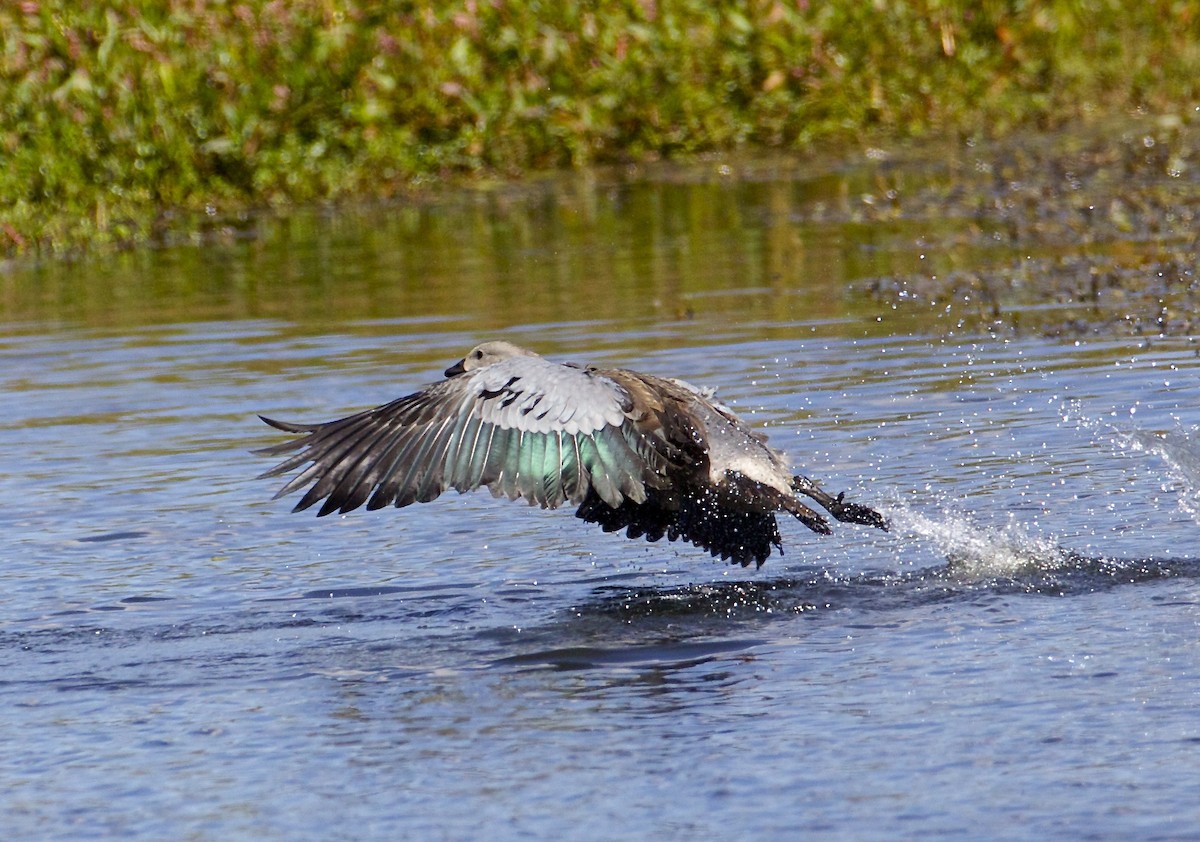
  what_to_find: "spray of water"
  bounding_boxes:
[886,505,1073,578]
[1117,427,1200,520]
[1062,397,1200,521]
[859,405,1200,588]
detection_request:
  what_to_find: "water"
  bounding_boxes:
[4,158,1200,839]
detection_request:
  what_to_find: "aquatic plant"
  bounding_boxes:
[3,0,1199,256]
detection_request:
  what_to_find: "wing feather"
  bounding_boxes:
[260,412,373,496]
[498,429,524,500]
[260,353,681,517]
[298,418,393,514]
[466,423,500,490]
[542,431,565,507]
[522,431,550,505]
[379,398,472,510]
[576,434,619,508]
[317,416,430,515]
[445,413,485,493]
[362,424,437,510]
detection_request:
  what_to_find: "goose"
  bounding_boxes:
[257,341,887,567]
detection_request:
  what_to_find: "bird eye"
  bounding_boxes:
[472,350,483,359]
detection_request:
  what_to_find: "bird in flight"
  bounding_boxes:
[258,341,887,567]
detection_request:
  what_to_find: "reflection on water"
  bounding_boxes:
[3,150,1200,839]
[11,141,1180,338]
[3,173,897,333]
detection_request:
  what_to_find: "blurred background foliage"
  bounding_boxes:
[2,0,1199,256]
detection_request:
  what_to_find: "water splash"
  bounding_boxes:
[888,505,1073,578]
[1063,401,1200,522]
[1118,426,1200,520]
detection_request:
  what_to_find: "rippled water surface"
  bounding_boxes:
[4,159,1200,839]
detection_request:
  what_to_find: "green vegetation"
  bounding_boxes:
[3,0,1199,257]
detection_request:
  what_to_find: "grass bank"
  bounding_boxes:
[3,0,1199,257]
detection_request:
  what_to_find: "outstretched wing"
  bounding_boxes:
[257,356,677,517]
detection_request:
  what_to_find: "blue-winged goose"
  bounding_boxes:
[258,341,887,567]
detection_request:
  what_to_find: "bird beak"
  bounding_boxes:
[444,359,466,377]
